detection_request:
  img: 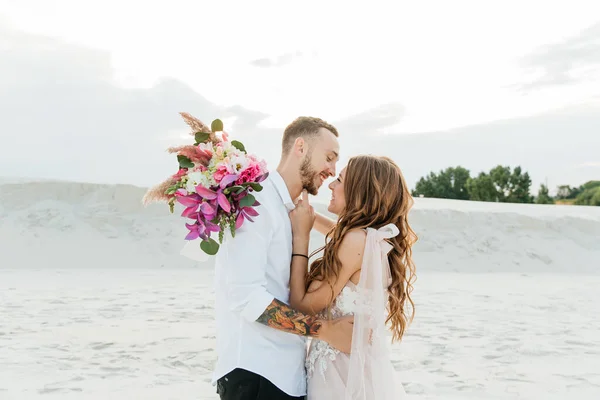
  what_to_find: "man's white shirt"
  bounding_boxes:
[211,171,307,397]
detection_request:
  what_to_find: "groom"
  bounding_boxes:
[212,117,352,399]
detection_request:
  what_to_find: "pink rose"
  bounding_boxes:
[213,164,229,183]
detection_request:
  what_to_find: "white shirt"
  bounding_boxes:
[211,171,307,396]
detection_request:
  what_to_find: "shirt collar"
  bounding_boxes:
[269,170,295,211]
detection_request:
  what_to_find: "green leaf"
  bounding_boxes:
[200,238,220,255]
[195,131,210,144]
[242,182,263,192]
[211,119,224,132]
[177,155,194,169]
[224,185,245,194]
[231,140,246,153]
[239,193,256,208]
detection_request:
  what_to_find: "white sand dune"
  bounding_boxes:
[1,180,599,272]
[1,180,600,399]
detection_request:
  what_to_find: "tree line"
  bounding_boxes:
[411,165,600,206]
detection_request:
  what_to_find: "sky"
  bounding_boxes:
[1,0,599,198]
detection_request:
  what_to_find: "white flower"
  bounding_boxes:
[186,171,212,192]
[198,142,215,152]
[227,152,250,173]
[220,141,234,152]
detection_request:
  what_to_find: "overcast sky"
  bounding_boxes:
[1,0,599,197]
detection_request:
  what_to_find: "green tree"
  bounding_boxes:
[557,181,600,205]
[535,184,554,204]
[574,186,600,206]
[556,184,585,200]
[506,166,534,203]
[488,165,533,203]
[466,165,533,203]
[592,189,600,206]
[412,166,471,200]
[556,185,573,199]
[466,172,497,201]
[582,180,600,191]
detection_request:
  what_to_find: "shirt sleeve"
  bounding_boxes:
[221,204,275,322]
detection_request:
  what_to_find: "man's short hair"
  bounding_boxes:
[281,116,339,155]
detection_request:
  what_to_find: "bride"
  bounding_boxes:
[288,154,417,399]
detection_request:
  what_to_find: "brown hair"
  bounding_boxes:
[307,155,417,342]
[281,116,339,155]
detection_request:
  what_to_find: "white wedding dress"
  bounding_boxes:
[305,224,408,399]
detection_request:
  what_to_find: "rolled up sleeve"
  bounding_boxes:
[222,209,275,322]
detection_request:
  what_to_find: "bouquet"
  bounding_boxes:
[143,112,268,256]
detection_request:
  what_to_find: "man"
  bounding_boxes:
[212,117,352,399]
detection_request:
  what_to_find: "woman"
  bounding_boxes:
[288,155,417,399]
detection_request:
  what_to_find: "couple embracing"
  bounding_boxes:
[212,116,417,399]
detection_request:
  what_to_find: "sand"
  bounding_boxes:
[1,180,599,399]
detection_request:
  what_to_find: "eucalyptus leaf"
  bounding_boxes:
[231,140,246,153]
[195,132,210,144]
[177,155,194,169]
[239,193,256,208]
[200,238,220,255]
[211,119,224,132]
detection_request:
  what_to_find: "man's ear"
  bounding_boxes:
[293,137,306,156]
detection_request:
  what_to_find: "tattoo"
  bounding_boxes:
[256,298,321,336]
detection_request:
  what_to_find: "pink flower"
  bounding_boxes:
[191,165,207,172]
[236,162,262,184]
[246,155,267,174]
[172,168,188,180]
[213,163,232,183]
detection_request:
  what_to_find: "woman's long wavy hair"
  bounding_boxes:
[307,155,417,342]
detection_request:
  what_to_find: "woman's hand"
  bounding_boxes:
[289,189,315,240]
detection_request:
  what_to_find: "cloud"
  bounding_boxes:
[575,161,600,168]
[0,22,408,189]
[249,51,306,68]
[364,103,600,194]
[334,103,405,135]
[1,22,598,198]
[517,22,600,91]
[0,23,275,187]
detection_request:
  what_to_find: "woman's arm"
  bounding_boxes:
[289,229,366,316]
[313,212,336,235]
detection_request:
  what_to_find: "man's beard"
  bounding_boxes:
[300,155,320,196]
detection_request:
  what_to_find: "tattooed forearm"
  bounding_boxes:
[256,298,321,336]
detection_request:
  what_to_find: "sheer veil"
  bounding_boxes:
[344,223,407,399]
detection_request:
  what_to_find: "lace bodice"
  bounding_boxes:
[305,282,358,379]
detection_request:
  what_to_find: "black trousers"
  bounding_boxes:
[216,368,305,400]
